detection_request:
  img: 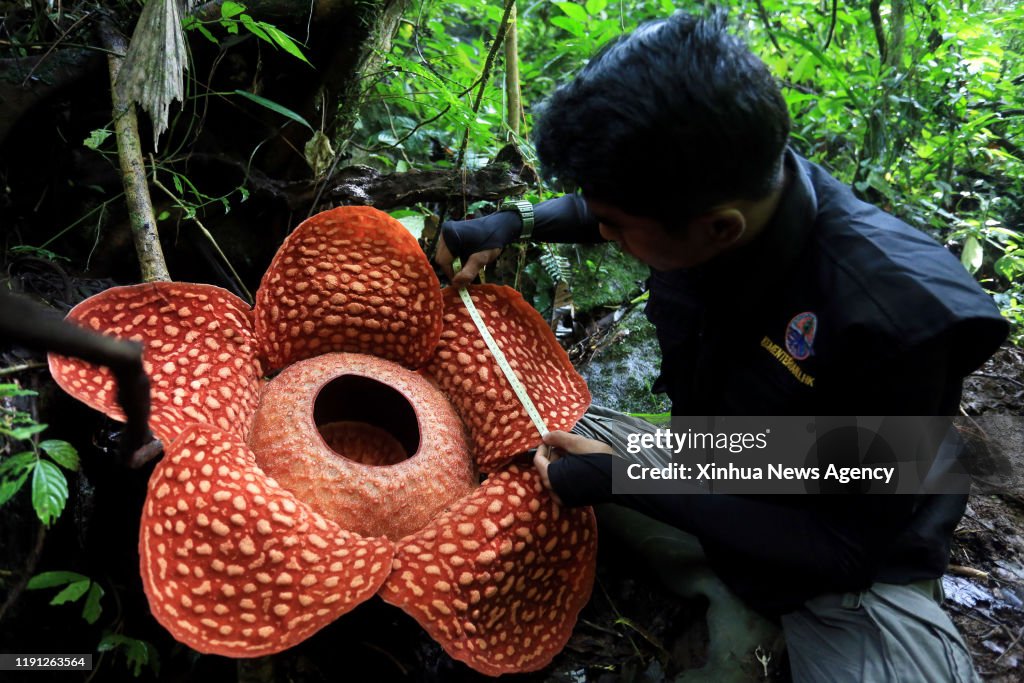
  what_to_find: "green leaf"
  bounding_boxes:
[98,634,157,677]
[239,15,272,43]
[0,451,36,476]
[259,23,312,65]
[8,245,69,262]
[0,469,30,506]
[40,440,80,471]
[196,23,219,44]
[31,459,68,526]
[961,235,984,273]
[0,383,37,398]
[4,423,47,440]
[221,0,246,19]
[0,453,36,505]
[82,582,104,624]
[27,570,89,590]
[585,0,607,14]
[397,215,425,240]
[554,1,589,24]
[83,129,112,150]
[549,16,584,38]
[51,579,91,605]
[994,254,1024,281]
[233,90,314,131]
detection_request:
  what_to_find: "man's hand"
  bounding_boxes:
[534,430,615,505]
[434,210,523,287]
[435,233,502,288]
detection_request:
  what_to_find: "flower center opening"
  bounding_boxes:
[313,375,421,466]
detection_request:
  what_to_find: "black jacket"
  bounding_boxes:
[546,150,1008,615]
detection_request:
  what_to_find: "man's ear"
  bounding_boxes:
[691,208,746,247]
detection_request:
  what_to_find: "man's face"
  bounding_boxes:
[586,199,720,271]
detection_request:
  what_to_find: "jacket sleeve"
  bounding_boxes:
[532,193,604,243]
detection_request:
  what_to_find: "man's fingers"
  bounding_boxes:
[532,450,564,506]
[451,250,499,288]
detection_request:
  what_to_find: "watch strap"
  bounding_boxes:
[500,200,536,240]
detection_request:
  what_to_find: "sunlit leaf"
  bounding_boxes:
[550,16,585,38]
[554,1,589,23]
[397,214,425,240]
[221,0,246,19]
[0,384,37,398]
[961,235,984,273]
[83,129,113,150]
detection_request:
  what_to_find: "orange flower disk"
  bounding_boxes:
[248,352,477,540]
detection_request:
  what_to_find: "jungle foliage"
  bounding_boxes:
[358,0,1024,341]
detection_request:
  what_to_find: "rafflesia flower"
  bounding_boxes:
[48,207,595,675]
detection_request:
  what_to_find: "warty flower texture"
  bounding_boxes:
[48,206,595,675]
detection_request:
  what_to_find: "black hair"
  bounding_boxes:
[532,9,790,224]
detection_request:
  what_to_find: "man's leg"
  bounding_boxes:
[597,504,783,682]
[781,580,980,682]
[573,406,782,681]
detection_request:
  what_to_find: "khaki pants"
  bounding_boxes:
[573,407,980,682]
[782,580,979,682]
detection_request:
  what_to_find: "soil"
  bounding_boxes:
[946,346,1024,682]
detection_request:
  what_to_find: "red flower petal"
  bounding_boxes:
[140,423,394,657]
[248,353,477,541]
[48,283,263,444]
[254,207,443,372]
[422,285,591,471]
[379,464,597,675]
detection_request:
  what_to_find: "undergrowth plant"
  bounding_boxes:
[0,383,158,677]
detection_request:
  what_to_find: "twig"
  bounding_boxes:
[0,524,46,625]
[97,20,170,283]
[869,0,887,62]
[19,12,95,86]
[753,0,782,53]
[948,564,989,580]
[971,372,1024,389]
[151,174,254,303]
[995,624,1024,664]
[504,2,521,137]
[129,439,165,469]
[0,362,48,377]
[455,0,517,167]
[822,0,838,50]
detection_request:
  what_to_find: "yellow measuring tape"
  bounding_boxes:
[452,259,549,437]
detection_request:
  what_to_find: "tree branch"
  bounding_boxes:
[456,0,517,166]
[504,2,522,137]
[869,0,887,63]
[97,20,170,283]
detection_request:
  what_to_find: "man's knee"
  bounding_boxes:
[782,581,980,683]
